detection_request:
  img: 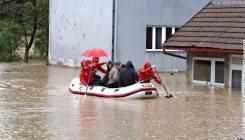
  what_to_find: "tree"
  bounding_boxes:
[0,20,23,61]
[34,29,46,59]
[0,0,48,63]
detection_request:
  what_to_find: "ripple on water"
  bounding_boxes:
[0,63,243,140]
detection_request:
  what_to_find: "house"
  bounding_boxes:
[49,0,210,70]
[162,0,245,88]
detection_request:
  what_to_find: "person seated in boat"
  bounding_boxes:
[80,60,104,86]
[138,61,161,85]
[102,61,113,84]
[80,60,95,86]
[106,62,122,88]
[119,61,138,87]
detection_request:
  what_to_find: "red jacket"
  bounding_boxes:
[91,57,106,74]
[138,61,161,85]
[79,60,94,85]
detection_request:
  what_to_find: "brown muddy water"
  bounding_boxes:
[0,62,243,140]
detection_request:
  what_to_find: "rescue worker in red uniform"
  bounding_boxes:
[91,57,107,74]
[138,61,161,84]
[79,60,95,85]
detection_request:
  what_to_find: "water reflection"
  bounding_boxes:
[0,63,49,139]
[0,63,243,139]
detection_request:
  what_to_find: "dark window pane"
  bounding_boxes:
[166,27,172,41]
[215,61,224,83]
[175,28,180,32]
[146,27,152,49]
[232,70,241,88]
[193,60,211,82]
[155,27,162,49]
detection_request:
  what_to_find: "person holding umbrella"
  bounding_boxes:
[90,57,107,81]
[80,48,108,87]
[91,57,107,74]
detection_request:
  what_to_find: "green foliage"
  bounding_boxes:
[34,29,47,59]
[0,0,48,62]
[0,20,23,62]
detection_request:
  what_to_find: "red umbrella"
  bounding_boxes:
[81,48,108,57]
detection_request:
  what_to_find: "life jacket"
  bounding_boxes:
[91,57,106,74]
[79,60,94,85]
[138,61,161,84]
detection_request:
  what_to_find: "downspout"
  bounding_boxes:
[48,0,51,65]
[46,0,50,65]
[112,0,117,62]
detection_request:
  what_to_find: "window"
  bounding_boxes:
[175,28,180,32]
[193,60,211,82]
[155,27,162,49]
[146,26,179,50]
[215,61,224,83]
[230,55,242,88]
[192,57,224,86]
[232,70,241,89]
[146,27,152,49]
[166,27,172,41]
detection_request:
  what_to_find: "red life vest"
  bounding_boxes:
[138,61,161,85]
[79,60,94,85]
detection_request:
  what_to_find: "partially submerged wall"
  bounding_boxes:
[115,0,209,71]
[49,0,113,67]
[186,52,231,88]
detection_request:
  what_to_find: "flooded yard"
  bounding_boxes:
[0,62,243,140]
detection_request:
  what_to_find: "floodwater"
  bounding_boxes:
[0,62,243,140]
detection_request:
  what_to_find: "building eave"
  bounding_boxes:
[163,47,243,55]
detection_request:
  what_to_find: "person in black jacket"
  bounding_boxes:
[119,61,138,87]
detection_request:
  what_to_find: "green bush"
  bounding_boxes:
[34,29,47,59]
[0,51,21,62]
[0,20,23,62]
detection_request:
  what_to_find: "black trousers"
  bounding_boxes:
[106,81,119,88]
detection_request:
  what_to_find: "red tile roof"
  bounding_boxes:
[162,1,245,54]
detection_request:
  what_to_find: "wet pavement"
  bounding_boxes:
[0,62,243,140]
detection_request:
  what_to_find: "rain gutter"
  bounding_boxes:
[112,0,117,62]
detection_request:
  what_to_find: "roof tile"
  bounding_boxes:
[162,1,245,52]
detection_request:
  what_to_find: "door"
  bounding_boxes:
[232,70,241,89]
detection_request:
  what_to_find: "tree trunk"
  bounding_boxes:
[24,47,29,63]
[23,0,37,63]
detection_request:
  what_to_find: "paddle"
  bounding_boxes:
[153,67,174,98]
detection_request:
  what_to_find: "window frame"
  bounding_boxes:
[146,27,153,50]
[231,70,242,89]
[192,57,224,87]
[229,55,242,88]
[145,26,181,52]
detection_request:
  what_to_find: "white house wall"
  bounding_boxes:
[115,0,210,71]
[49,0,113,67]
[49,0,210,71]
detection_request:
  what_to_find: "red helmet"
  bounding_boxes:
[81,60,87,67]
[143,61,151,69]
